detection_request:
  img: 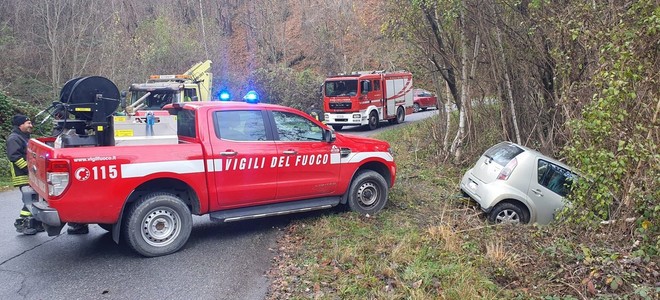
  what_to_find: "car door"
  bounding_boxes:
[208,109,278,209]
[270,110,341,200]
[528,159,573,224]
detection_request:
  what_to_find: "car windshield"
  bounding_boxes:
[324,80,358,97]
[484,143,524,166]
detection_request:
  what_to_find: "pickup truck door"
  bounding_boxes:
[270,110,341,200]
[208,109,278,209]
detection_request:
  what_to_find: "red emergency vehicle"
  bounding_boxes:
[24,99,396,257]
[322,71,414,131]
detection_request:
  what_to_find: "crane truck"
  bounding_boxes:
[126,60,213,113]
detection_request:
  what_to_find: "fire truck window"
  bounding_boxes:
[346,80,358,96]
[361,80,371,94]
[214,110,266,141]
[272,111,323,142]
[374,80,381,91]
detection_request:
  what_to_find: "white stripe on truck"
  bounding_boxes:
[121,160,206,178]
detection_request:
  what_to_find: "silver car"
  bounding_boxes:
[460,142,576,224]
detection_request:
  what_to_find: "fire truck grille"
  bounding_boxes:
[329,102,352,109]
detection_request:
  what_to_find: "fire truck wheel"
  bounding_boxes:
[413,103,421,113]
[332,125,343,131]
[347,170,388,215]
[368,111,379,130]
[394,106,405,124]
[123,192,193,257]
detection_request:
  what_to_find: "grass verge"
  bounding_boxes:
[267,118,659,299]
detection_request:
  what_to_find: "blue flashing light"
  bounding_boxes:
[243,90,259,103]
[218,90,231,101]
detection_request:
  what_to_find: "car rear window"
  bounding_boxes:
[484,143,524,166]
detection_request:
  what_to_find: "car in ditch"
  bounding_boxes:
[460,141,577,224]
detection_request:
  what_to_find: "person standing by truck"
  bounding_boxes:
[6,115,42,235]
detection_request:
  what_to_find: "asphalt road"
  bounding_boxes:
[0,108,438,300]
[335,108,439,137]
[0,188,289,300]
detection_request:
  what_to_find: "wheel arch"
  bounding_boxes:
[340,161,392,204]
[111,177,200,244]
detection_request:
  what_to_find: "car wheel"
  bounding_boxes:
[413,103,420,113]
[368,111,379,130]
[332,125,343,131]
[347,170,388,215]
[394,106,405,124]
[488,202,529,224]
[123,192,193,257]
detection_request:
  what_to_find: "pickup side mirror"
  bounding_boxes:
[323,128,336,143]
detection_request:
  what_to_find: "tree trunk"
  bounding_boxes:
[450,4,468,162]
[494,11,521,144]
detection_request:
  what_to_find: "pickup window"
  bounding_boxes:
[273,111,323,141]
[177,110,197,138]
[215,110,266,141]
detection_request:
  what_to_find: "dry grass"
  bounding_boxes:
[267,117,659,300]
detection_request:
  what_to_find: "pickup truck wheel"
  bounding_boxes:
[123,192,192,257]
[347,170,388,215]
[368,111,379,130]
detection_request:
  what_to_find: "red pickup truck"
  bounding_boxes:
[24,101,396,257]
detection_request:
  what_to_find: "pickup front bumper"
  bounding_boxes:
[21,186,64,236]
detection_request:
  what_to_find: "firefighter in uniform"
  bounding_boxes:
[6,115,42,235]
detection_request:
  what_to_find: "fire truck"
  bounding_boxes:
[322,71,414,131]
[23,76,396,257]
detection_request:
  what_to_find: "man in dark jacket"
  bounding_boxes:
[6,114,42,235]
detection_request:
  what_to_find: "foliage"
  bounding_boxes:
[557,1,659,255]
[251,66,322,110]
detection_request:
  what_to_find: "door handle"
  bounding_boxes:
[283,150,297,155]
[220,151,237,156]
[531,189,543,196]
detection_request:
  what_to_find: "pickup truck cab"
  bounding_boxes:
[24,101,396,257]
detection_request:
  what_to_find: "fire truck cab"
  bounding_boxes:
[322,71,413,131]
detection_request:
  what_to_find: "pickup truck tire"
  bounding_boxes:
[123,192,193,257]
[347,170,388,215]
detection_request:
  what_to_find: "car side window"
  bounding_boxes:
[272,111,323,141]
[537,160,574,197]
[214,110,267,141]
